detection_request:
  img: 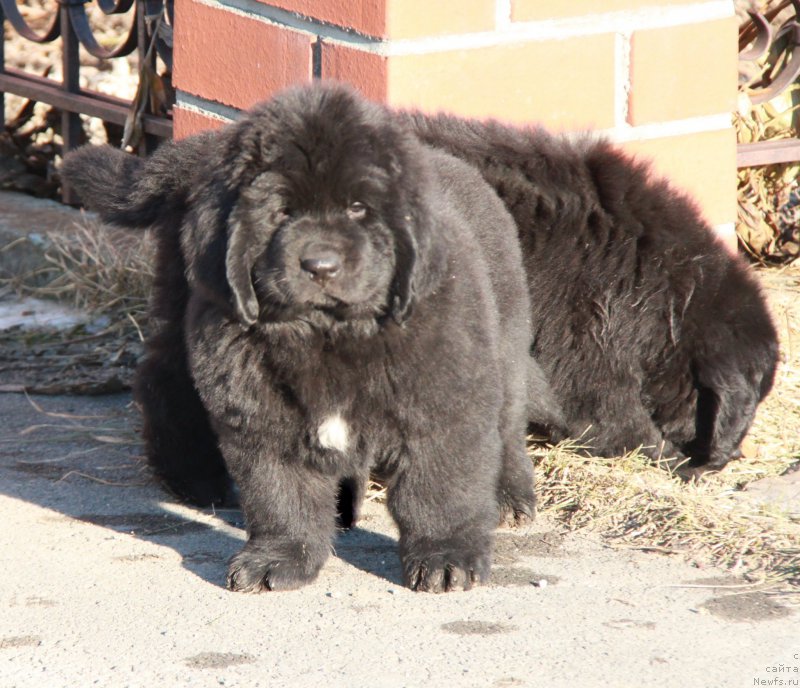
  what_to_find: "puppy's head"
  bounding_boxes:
[217,82,432,328]
[227,171,397,325]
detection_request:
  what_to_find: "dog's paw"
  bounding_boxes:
[499,499,536,529]
[227,540,327,592]
[401,539,492,593]
[498,482,537,528]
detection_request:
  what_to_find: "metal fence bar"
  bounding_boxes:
[737,138,800,167]
[0,0,173,200]
[0,69,171,137]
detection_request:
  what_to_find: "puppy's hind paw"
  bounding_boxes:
[498,485,537,528]
[499,502,535,528]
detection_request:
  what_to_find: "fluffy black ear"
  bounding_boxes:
[387,161,442,325]
[219,173,286,326]
[390,215,419,324]
[224,209,261,326]
[381,121,446,326]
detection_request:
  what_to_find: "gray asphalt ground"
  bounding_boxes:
[0,391,797,688]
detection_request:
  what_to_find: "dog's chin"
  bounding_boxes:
[262,291,387,329]
[259,275,389,321]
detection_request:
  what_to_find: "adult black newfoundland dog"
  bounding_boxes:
[62,83,560,593]
[409,114,779,472]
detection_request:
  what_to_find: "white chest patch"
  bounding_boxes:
[317,414,350,453]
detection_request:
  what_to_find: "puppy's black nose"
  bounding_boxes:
[300,255,341,283]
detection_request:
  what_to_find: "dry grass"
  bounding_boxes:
[735,99,800,263]
[3,216,154,337]
[0,218,154,393]
[532,264,800,590]
[747,265,800,467]
[0,392,149,487]
[533,442,799,588]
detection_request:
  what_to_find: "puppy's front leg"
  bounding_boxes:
[222,444,338,592]
[387,431,501,593]
[187,313,337,592]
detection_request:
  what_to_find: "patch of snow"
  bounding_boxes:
[0,297,91,331]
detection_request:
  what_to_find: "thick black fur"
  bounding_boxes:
[409,114,779,472]
[61,83,557,593]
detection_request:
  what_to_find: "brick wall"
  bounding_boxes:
[173,0,738,245]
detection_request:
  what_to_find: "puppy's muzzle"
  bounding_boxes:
[300,253,341,286]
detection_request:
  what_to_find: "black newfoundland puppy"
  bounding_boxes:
[410,114,779,472]
[62,83,561,593]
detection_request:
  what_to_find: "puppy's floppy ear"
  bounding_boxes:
[220,172,286,326]
[385,152,446,326]
[224,208,261,326]
[390,214,418,324]
[375,114,450,325]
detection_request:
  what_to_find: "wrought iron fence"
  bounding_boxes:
[738,0,800,167]
[0,0,174,200]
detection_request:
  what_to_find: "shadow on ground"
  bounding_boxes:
[0,392,404,589]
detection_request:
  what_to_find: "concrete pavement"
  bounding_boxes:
[0,391,796,688]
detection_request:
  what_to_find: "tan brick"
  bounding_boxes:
[173,106,229,140]
[621,128,738,226]
[386,35,617,130]
[511,0,699,22]
[320,43,387,102]
[174,0,312,110]
[628,18,738,125]
[259,0,386,37]
[386,0,495,38]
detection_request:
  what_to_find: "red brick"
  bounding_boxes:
[386,35,617,130]
[319,44,387,102]
[628,18,738,125]
[173,105,230,140]
[621,128,738,227]
[174,0,312,110]
[259,0,385,37]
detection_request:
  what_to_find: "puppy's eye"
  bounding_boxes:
[347,202,368,221]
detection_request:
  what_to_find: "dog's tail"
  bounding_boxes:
[60,133,214,229]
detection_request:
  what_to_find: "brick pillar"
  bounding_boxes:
[173,0,739,247]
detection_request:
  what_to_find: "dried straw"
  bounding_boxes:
[533,265,800,590]
[24,218,154,331]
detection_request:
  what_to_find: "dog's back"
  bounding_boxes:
[410,112,778,469]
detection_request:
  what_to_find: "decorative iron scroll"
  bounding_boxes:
[0,0,174,199]
[740,1,800,104]
[738,0,800,166]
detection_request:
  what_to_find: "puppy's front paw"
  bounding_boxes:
[401,538,492,593]
[227,539,327,592]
